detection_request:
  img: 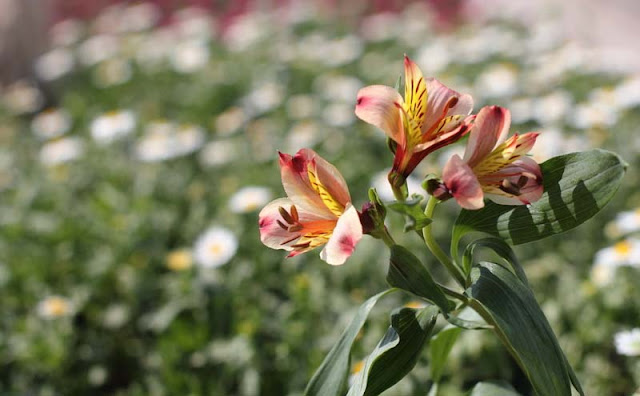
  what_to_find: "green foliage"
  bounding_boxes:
[453,150,627,252]
[468,262,584,395]
[347,306,438,396]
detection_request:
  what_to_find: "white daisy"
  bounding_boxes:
[93,58,133,87]
[172,7,215,41]
[170,40,210,74]
[102,304,130,329]
[120,2,160,32]
[475,64,518,99]
[39,137,84,166]
[31,108,72,140]
[2,80,43,114]
[285,95,316,120]
[134,122,204,162]
[612,209,640,235]
[509,97,534,124]
[199,139,238,167]
[322,102,354,127]
[37,296,73,319]
[90,110,136,145]
[77,34,120,66]
[228,186,272,213]
[244,82,284,115]
[591,239,640,286]
[614,329,640,356]
[193,227,238,268]
[215,107,246,136]
[50,19,84,47]
[135,28,175,71]
[533,91,573,125]
[34,48,74,81]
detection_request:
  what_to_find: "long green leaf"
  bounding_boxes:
[387,245,452,313]
[305,289,396,396]
[469,381,522,396]
[429,325,462,383]
[452,150,626,253]
[347,306,438,396]
[467,262,583,395]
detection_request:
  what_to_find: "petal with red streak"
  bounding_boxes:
[443,154,484,210]
[423,78,473,130]
[258,198,298,251]
[319,204,363,265]
[464,106,511,168]
[279,149,335,219]
[355,85,404,143]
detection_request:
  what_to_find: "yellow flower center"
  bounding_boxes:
[351,360,365,375]
[46,297,69,316]
[307,164,344,216]
[614,240,632,255]
[209,243,223,256]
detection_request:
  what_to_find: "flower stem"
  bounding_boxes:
[379,226,396,248]
[423,197,466,287]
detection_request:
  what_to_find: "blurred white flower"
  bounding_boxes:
[591,239,640,286]
[224,14,266,51]
[50,19,84,47]
[614,328,640,356]
[121,2,160,32]
[88,365,108,387]
[322,102,354,127]
[193,226,238,268]
[199,139,238,167]
[285,121,321,152]
[533,91,573,124]
[209,336,253,366]
[215,107,246,136]
[321,35,363,67]
[530,128,588,163]
[609,209,640,236]
[102,304,130,329]
[349,360,365,387]
[416,40,452,74]
[135,28,175,70]
[228,186,272,213]
[244,82,285,115]
[614,76,640,110]
[286,95,316,120]
[34,48,74,81]
[134,122,205,162]
[37,296,73,319]
[31,108,72,140]
[2,80,43,114]
[78,34,120,66]
[173,7,215,41]
[475,64,518,99]
[90,110,136,145]
[371,170,423,202]
[314,75,362,103]
[360,13,399,42]
[570,102,618,129]
[510,97,535,124]
[93,58,133,87]
[170,40,210,73]
[39,137,84,166]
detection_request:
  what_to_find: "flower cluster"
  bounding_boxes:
[260,56,544,263]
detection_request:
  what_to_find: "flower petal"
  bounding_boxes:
[309,154,351,214]
[279,149,335,219]
[319,204,363,265]
[258,198,298,251]
[403,55,428,132]
[423,78,473,129]
[484,157,543,206]
[443,154,484,210]
[355,85,404,143]
[463,106,511,168]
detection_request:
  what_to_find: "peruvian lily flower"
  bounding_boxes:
[258,148,363,265]
[355,55,474,192]
[442,105,543,210]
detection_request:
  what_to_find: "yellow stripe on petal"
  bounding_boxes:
[403,56,427,132]
[307,164,345,216]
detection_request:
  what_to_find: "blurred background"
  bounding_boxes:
[1,0,640,395]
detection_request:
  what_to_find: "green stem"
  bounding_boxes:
[438,283,467,301]
[423,197,467,287]
[379,226,396,248]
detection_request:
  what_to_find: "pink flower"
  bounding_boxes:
[442,105,543,210]
[258,149,363,265]
[355,55,474,189]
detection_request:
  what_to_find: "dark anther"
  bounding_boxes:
[279,206,295,224]
[500,179,521,196]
